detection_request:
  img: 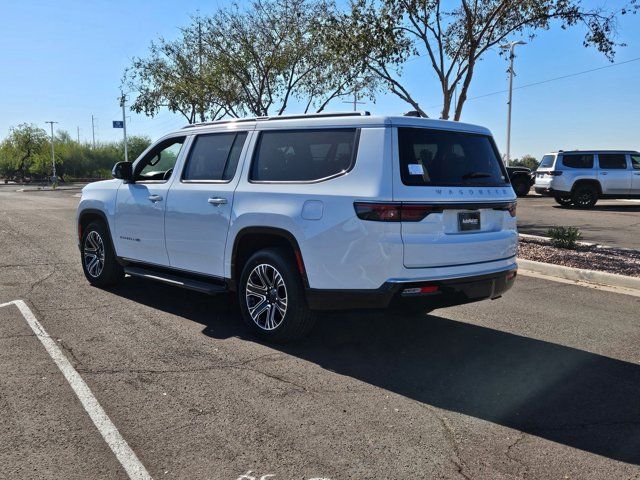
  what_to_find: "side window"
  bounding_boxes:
[599,154,628,170]
[561,154,593,169]
[136,137,185,182]
[250,129,357,182]
[182,132,248,182]
[631,154,640,170]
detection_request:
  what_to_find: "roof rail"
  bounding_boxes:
[182,111,370,129]
[181,117,261,129]
[265,111,370,121]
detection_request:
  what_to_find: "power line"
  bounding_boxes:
[426,56,640,109]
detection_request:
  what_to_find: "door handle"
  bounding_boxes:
[208,197,228,206]
[148,194,163,203]
[634,172,640,175]
[601,172,608,175]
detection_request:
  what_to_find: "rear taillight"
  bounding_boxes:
[493,202,516,218]
[354,202,444,222]
[353,202,401,222]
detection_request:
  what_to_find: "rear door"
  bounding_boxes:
[164,130,250,277]
[392,126,517,269]
[597,153,631,194]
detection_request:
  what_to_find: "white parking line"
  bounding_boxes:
[0,300,153,480]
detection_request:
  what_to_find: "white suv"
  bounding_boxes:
[77,112,518,341]
[534,150,640,207]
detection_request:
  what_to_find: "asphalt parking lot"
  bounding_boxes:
[517,192,640,249]
[1,188,639,479]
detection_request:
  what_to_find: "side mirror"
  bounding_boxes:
[112,161,133,182]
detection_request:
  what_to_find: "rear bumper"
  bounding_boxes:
[306,266,518,311]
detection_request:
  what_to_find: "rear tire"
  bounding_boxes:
[81,221,124,287]
[571,184,598,208]
[238,247,316,342]
[554,195,573,207]
[511,178,530,197]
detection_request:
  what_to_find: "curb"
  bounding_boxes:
[519,233,640,253]
[518,258,640,291]
[17,186,83,192]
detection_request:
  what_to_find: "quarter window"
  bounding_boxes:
[561,154,593,169]
[183,132,248,181]
[599,154,628,170]
[250,129,357,182]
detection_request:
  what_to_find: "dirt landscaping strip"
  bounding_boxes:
[518,237,640,278]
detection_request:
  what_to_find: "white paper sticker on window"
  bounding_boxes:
[408,164,424,175]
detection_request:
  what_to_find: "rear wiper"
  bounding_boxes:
[462,172,492,179]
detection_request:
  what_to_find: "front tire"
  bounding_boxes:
[81,221,124,287]
[238,248,316,342]
[571,185,598,208]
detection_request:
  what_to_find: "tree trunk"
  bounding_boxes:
[440,89,452,120]
[453,61,475,121]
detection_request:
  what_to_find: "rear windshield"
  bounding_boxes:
[538,155,556,169]
[397,127,508,187]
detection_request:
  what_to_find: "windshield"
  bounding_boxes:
[538,155,556,169]
[397,127,508,187]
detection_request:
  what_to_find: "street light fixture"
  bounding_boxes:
[500,40,526,166]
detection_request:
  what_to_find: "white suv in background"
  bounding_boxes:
[534,150,640,207]
[76,112,518,341]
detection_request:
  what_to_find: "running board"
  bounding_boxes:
[124,266,227,295]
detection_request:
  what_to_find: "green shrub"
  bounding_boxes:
[547,226,581,249]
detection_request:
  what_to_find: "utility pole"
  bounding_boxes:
[77,126,80,143]
[120,93,129,162]
[91,115,96,148]
[500,41,526,166]
[45,121,58,184]
[342,90,365,112]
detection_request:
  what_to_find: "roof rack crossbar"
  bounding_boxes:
[182,111,371,129]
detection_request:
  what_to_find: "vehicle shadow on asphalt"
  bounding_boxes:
[111,278,640,465]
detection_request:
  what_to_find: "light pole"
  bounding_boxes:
[120,92,129,162]
[45,121,58,184]
[500,40,526,166]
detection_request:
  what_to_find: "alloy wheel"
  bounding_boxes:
[84,231,105,278]
[245,264,288,330]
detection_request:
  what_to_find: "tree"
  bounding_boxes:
[512,154,539,170]
[201,0,369,116]
[330,0,637,120]
[0,124,50,180]
[125,136,152,162]
[125,0,370,121]
[124,18,230,123]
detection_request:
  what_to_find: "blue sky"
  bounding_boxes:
[1,0,638,160]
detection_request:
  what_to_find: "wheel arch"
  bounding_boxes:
[77,209,117,254]
[571,179,602,196]
[230,227,308,291]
